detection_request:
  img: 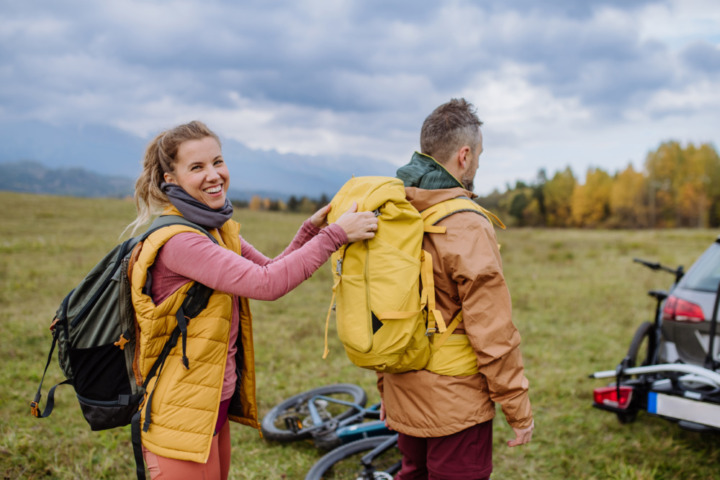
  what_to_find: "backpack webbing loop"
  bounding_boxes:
[418,249,447,336]
[323,245,347,359]
[131,410,146,480]
[30,329,73,419]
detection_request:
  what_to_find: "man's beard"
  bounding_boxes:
[461,174,474,192]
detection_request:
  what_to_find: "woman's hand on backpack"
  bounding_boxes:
[335,202,378,243]
[310,204,332,228]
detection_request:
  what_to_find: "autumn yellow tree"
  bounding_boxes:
[248,195,262,211]
[677,142,720,227]
[543,167,576,227]
[571,168,612,227]
[644,141,720,227]
[696,143,720,227]
[609,164,647,228]
[645,141,683,227]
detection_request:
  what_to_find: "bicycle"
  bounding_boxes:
[261,383,402,479]
[622,258,684,373]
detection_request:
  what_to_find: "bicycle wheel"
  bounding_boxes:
[627,321,655,368]
[305,435,401,480]
[261,384,367,442]
[615,322,655,424]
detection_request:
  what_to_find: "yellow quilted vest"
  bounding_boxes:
[131,207,258,463]
[324,177,504,376]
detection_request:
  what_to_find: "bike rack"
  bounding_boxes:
[591,363,720,386]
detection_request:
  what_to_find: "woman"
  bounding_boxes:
[128,120,377,479]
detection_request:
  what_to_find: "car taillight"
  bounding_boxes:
[662,295,705,322]
[593,386,633,409]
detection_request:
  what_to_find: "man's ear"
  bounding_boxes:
[457,146,471,169]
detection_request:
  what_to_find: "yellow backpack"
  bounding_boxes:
[323,176,504,374]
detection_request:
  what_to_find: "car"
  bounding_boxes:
[660,235,720,367]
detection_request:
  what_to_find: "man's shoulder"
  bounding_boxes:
[406,186,469,211]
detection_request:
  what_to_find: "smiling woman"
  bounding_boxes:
[121,120,378,480]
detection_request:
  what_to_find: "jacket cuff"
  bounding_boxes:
[322,223,348,247]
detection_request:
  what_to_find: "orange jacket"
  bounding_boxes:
[379,187,533,437]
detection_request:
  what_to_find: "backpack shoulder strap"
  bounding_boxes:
[143,215,219,244]
[417,197,504,344]
[133,215,218,370]
[421,197,505,232]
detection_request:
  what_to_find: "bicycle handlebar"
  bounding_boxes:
[633,258,684,282]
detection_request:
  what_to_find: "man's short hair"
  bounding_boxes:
[420,98,483,164]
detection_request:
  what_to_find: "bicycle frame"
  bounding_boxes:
[304,395,389,442]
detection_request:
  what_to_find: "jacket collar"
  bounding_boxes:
[396,151,464,190]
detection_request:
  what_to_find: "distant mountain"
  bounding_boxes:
[0,120,398,199]
[0,160,357,201]
[0,161,135,198]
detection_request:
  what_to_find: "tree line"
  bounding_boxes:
[477,141,720,228]
[234,140,719,229]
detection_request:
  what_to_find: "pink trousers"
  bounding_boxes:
[142,420,231,480]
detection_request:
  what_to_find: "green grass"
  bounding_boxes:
[2,191,719,479]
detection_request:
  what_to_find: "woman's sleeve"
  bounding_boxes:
[241,219,321,266]
[161,224,346,301]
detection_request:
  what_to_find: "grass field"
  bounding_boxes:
[2,191,719,479]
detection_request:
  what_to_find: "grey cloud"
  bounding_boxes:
[1,0,717,140]
[681,42,720,74]
[483,0,656,18]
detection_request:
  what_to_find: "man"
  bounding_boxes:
[379,98,534,480]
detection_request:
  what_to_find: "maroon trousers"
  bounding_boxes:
[395,420,493,480]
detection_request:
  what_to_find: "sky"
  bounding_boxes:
[2,0,720,195]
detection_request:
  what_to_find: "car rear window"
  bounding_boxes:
[680,241,720,293]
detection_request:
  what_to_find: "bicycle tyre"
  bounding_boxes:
[305,435,400,480]
[627,321,655,368]
[615,321,655,424]
[261,384,367,443]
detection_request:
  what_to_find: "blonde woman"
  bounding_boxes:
[128,120,377,479]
